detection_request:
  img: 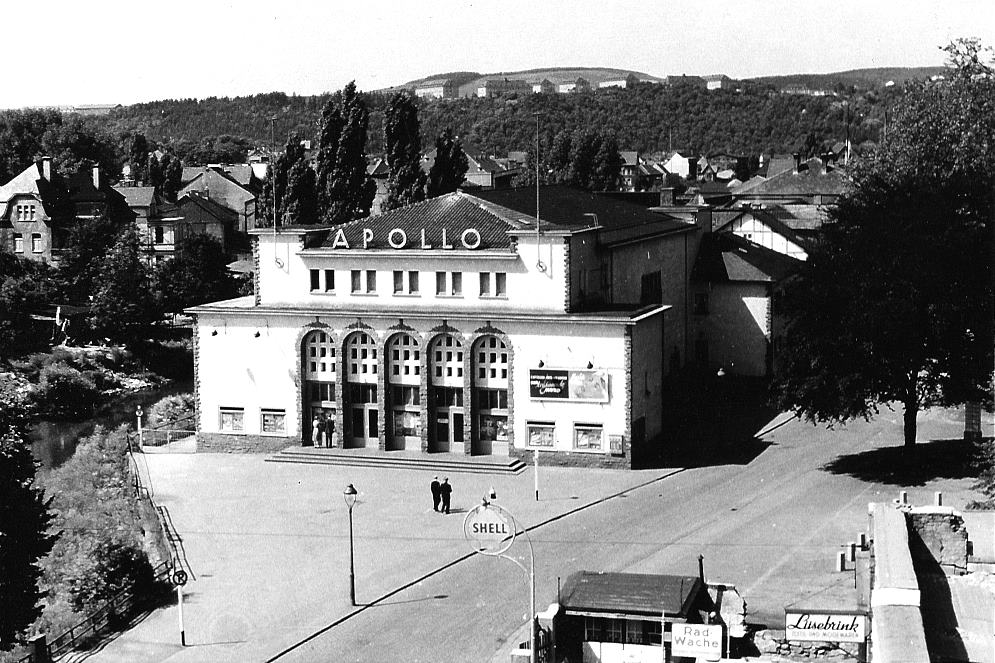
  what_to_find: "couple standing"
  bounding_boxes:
[430,476,452,514]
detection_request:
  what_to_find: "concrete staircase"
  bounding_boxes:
[265,446,527,474]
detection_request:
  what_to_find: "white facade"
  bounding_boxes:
[725,215,808,260]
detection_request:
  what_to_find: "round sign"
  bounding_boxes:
[172,569,188,586]
[463,503,516,556]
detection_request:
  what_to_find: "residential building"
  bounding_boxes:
[598,74,640,90]
[661,75,706,88]
[558,77,592,94]
[476,78,530,98]
[703,74,734,90]
[414,79,458,99]
[113,184,160,257]
[532,78,556,94]
[662,151,697,180]
[188,186,703,467]
[732,155,844,207]
[421,150,521,190]
[178,166,258,233]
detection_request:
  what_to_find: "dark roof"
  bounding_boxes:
[177,192,239,222]
[472,185,685,231]
[559,571,704,618]
[764,204,829,231]
[691,232,801,283]
[312,192,531,250]
[737,157,844,197]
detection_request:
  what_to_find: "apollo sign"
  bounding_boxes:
[463,503,516,555]
[328,227,483,250]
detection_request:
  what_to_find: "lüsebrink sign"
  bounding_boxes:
[784,610,867,643]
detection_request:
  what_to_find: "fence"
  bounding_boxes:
[135,412,196,448]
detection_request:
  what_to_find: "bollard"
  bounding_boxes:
[836,551,846,572]
[848,542,857,562]
[934,491,943,507]
[899,490,908,504]
[858,532,867,550]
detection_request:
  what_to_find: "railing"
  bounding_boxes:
[138,428,197,447]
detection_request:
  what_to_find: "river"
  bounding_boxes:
[30,378,195,470]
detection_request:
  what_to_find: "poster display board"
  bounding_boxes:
[529,369,609,402]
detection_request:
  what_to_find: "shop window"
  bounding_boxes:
[13,233,23,253]
[261,409,286,434]
[573,424,604,450]
[219,407,244,432]
[392,409,421,437]
[31,233,42,253]
[527,422,555,447]
[479,414,508,442]
[324,270,335,292]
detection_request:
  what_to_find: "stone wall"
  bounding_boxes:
[197,433,296,453]
[908,509,969,574]
[511,447,629,469]
[753,630,861,661]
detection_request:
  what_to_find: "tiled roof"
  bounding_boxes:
[738,158,844,197]
[471,185,681,231]
[113,185,156,208]
[559,571,703,617]
[178,192,239,222]
[692,232,801,283]
[620,151,639,166]
[313,192,529,250]
[760,154,796,178]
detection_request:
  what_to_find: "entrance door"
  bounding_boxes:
[343,332,379,449]
[347,384,378,448]
[428,333,466,453]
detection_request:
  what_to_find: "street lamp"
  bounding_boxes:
[135,406,144,447]
[343,483,358,606]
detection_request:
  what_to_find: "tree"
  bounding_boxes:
[147,153,163,193]
[39,114,120,180]
[0,402,55,649]
[259,132,316,227]
[773,39,995,447]
[0,109,62,183]
[89,225,154,343]
[153,234,238,312]
[129,133,149,182]
[57,213,121,302]
[315,81,376,224]
[158,152,183,200]
[0,254,60,358]
[427,128,469,197]
[382,91,426,211]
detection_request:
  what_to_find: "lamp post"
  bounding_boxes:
[343,483,358,606]
[135,406,144,447]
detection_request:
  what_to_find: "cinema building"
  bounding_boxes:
[189,187,703,467]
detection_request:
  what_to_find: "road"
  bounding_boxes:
[89,407,982,663]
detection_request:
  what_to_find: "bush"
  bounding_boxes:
[968,438,995,509]
[146,393,195,429]
[132,339,193,380]
[30,363,99,419]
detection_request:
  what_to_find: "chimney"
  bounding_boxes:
[92,164,100,190]
[694,205,713,234]
[659,187,677,206]
[792,153,801,174]
[41,156,51,181]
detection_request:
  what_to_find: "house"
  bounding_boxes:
[661,75,706,88]
[0,158,73,263]
[712,206,809,260]
[548,571,717,663]
[476,78,530,98]
[414,79,458,99]
[598,74,640,90]
[619,151,640,191]
[732,155,844,207]
[113,184,160,259]
[703,74,734,90]
[188,185,704,467]
[691,231,801,376]
[421,149,521,190]
[532,78,556,94]
[661,151,696,180]
[67,163,135,226]
[178,167,258,233]
[558,77,592,94]
[176,191,240,253]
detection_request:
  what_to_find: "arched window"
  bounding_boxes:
[430,334,463,382]
[389,333,421,379]
[346,332,378,379]
[303,330,336,379]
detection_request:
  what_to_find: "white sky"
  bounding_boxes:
[3,0,993,108]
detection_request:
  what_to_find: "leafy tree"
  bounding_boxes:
[158,152,183,200]
[58,214,121,302]
[0,255,60,358]
[153,234,237,312]
[147,153,163,193]
[259,132,315,227]
[89,225,154,344]
[316,82,376,224]
[0,109,62,183]
[773,39,995,448]
[427,128,469,197]
[39,114,121,180]
[382,91,426,211]
[0,402,55,650]
[129,133,149,182]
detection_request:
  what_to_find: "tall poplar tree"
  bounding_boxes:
[315,81,375,224]
[427,128,468,197]
[260,132,316,227]
[382,91,426,211]
[0,403,55,650]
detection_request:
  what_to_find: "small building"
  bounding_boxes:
[532,78,556,94]
[178,167,259,233]
[598,74,640,90]
[476,78,530,98]
[550,570,715,663]
[732,155,844,207]
[558,77,592,94]
[703,74,734,90]
[661,151,696,180]
[414,79,458,99]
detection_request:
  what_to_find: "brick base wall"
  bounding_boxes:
[908,510,969,573]
[754,630,861,661]
[197,433,297,453]
[511,448,630,470]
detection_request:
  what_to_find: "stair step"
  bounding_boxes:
[265,449,526,474]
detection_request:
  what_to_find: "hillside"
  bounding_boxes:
[750,66,947,90]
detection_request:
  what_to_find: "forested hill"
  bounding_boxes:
[751,66,946,90]
[99,76,914,160]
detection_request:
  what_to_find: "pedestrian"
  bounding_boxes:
[311,415,321,447]
[430,476,441,512]
[440,477,452,514]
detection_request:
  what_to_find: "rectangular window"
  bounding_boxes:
[324,270,335,292]
[573,424,604,450]
[261,409,287,434]
[527,422,555,447]
[436,271,446,295]
[366,270,376,293]
[31,233,42,253]
[495,272,507,297]
[13,233,23,253]
[393,270,403,294]
[310,269,320,291]
[408,271,419,294]
[219,407,244,432]
[391,385,421,406]
[480,272,491,296]
[351,270,361,293]
[29,205,35,220]
[154,226,165,244]
[451,272,462,296]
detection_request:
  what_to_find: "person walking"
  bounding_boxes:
[439,478,452,514]
[430,476,442,512]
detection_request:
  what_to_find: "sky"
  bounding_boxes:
[3,0,993,108]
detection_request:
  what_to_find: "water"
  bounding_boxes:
[30,378,194,470]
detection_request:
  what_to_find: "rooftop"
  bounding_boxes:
[559,571,704,618]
